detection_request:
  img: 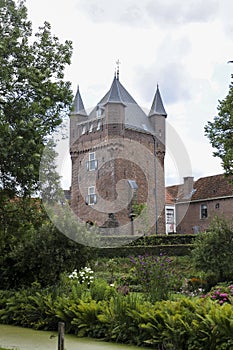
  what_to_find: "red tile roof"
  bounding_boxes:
[166,174,233,203]
[192,174,233,201]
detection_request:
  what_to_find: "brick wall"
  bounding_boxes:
[70,118,166,234]
[176,197,233,234]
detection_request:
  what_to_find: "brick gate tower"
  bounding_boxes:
[70,71,167,235]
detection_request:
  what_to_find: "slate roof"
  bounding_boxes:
[149,85,167,117]
[103,76,128,105]
[73,76,167,134]
[88,76,156,134]
[166,174,233,203]
[72,86,87,116]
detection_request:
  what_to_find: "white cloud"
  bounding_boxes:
[146,0,219,26]
[25,0,232,188]
[76,0,219,27]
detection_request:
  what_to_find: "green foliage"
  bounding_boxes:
[192,217,233,283]
[205,73,233,177]
[0,199,93,289]
[97,293,146,344]
[71,299,105,338]
[96,244,193,258]
[129,254,175,302]
[89,278,117,301]
[99,233,196,247]
[1,284,233,349]
[0,0,73,195]
[205,284,233,305]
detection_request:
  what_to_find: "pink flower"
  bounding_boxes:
[220,293,228,298]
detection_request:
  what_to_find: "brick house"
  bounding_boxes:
[70,72,167,234]
[166,174,233,234]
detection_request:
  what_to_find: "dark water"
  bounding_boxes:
[0,324,144,350]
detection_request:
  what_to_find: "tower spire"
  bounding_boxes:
[149,84,167,117]
[72,85,87,116]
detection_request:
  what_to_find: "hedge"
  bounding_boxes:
[96,244,193,258]
[95,234,196,257]
[98,234,196,247]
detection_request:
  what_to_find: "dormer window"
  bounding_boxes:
[97,120,101,131]
[89,123,93,133]
[81,125,86,135]
[96,106,102,118]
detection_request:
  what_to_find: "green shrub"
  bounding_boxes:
[1,285,233,349]
[192,217,233,283]
[205,284,233,305]
[129,254,175,302]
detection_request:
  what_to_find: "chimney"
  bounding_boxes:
[183,176,194,198]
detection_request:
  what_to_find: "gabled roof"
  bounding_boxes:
[191,174,233,201]
[149,85,167,117]
[166,174,233,204]
[166,184,182,203]
[72,86,87,116]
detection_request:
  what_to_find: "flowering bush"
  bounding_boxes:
[69,267,94,287]
[129,254,174,302]
[180,277,207,296]
[206,284,233,305]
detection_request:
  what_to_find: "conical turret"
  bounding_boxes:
[149,84,167,117]
[70,86,87,146]
[104,76,126,134]
[148,84,167,148]
[72,86,87,116]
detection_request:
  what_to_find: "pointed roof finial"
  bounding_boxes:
[116,59,121,80]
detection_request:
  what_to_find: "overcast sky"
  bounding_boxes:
[26,0,233,187]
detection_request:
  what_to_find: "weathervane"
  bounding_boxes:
[116,59,121,80]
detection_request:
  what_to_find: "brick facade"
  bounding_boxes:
[70,76,167,235]
[166,174,233,234]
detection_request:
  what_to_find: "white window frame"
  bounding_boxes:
[96,107,102,118]
[200,204,208,219]
[86,186,97,205]
[81,125,86,135]
[87,152,98,171]
[97,120,101,131]
[89,123,93,133]
[166,208,175,224]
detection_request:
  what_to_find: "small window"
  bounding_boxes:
[215,203,220,209]
[87,152,98,171]
[97,120,101,130]
[81,125,86,135]
[200,204,208,219]
[96,106,102,118]
[89,123,93,133]
[166,208,175,224]
[86,186,97,205]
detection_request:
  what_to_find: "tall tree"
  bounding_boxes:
[205,74,233,177]
[0,0,73,196]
